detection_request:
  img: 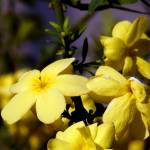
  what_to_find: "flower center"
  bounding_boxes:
[32,75,55,93]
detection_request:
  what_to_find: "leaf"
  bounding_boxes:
[63,17,69,30]
[89,0,108,13]
[81,38,88,63]
[45,29,59,36]
[49,21,61,32]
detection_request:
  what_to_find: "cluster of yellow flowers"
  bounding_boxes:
[1,16,150,150]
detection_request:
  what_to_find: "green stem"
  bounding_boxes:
[51,0,65,27]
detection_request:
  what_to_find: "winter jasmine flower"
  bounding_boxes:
[1,58,89,124]
[47,121,115,150]
[100,16,150,79]
[87,66,150,140]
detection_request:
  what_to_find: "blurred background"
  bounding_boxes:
[0,0,150,149]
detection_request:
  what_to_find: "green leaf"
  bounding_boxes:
[45,29,59,36]
[63,17,70,33]
[89,0,108,13]
[49,21,61,32]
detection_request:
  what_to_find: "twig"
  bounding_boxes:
[141,0,150,7]
[62,0,150,14]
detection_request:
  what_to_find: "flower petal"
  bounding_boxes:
[56,122,86,149]
[47,138,74,150]
[128,140,145,150]
[112,20,131,41]
[1,91,37,124]
[137,101,150,130]
[123,56,136,76]
[103,93,136,140]
[87,76,128,98]
[77,127,97,150]
[88,123,98,140]
[129,110,149,139]
[104,58,124,71]
[41,58,75,77]
[94,123,115,149]
[130,80,146,103]
[125,16,148,46]
[100,36,126,61]
[88,92,114,103]
[136,57,150,79]
[96,66,127,84]
[10,70,40,93]
[55,75,89,96]
[36,88,66,124]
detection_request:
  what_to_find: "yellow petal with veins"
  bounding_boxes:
[87,76,128,98]
[36,88,66,124]
[136,57,150,79]
[129,110,149,139]
[55,75,89,96]
[1,91,37,124]
[96,66,127,84]
[125,16,148,46]
[130,80,146,103]
[103,93,136,140]
[137,101,150,130]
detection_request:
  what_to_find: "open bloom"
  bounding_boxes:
[100,16,150,79]
[47,121,115,150]
[87,66,150,140]
[1,58,89,124]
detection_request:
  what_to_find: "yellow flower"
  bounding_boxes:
[87,66,150,140]
[47,121,115,150]
[100,16,150,78]
[1,58,89,124]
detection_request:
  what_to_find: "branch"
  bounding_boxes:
[62,0,110,11]
[112,5,150,15]
[141,0,150,7]
[62,0,150,14]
